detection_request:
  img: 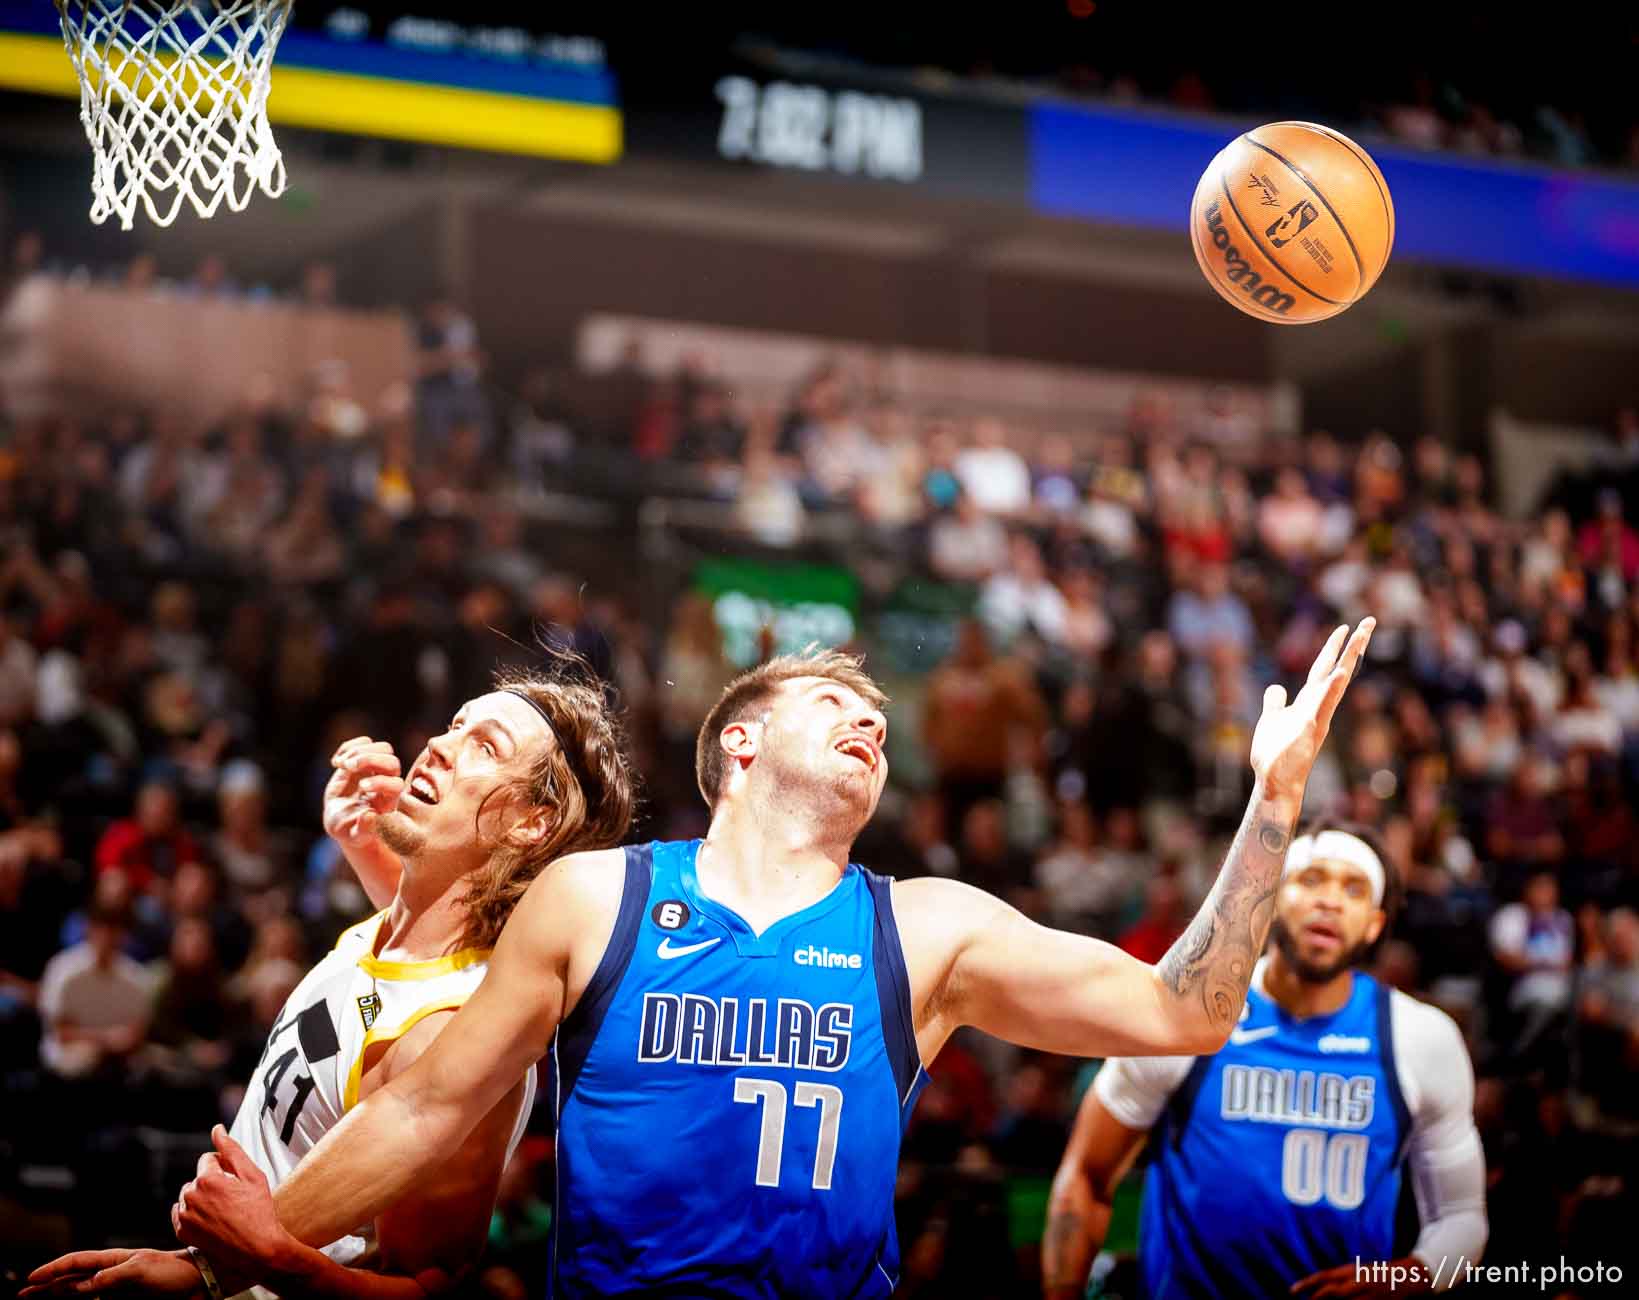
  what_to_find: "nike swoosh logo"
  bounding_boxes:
[657,937,721,960]
[1229,1025,1279,1046]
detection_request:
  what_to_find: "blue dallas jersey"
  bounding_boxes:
[1138,972,1411,1299]
[548,840,929,1297]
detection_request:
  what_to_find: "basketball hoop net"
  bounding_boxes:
[53,0,294,229]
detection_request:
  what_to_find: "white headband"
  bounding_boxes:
[1283,831,1386,907]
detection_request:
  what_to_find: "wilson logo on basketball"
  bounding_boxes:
[1267,199,1320,249]
[1202,200,1296,316]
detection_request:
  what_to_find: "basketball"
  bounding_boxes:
[1190,121,1394,325]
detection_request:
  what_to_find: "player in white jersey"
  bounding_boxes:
[1043,823,1487,1299]
[26,668,633,1299]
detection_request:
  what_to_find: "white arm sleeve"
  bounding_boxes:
[1090,1052,1195,1131]
[1392,994,1489,1289]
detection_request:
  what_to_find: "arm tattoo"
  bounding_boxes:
[1041,1209,1091,1292]
[1157,808,1292,1030]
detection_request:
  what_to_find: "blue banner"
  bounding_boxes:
[1032,102,1639,289]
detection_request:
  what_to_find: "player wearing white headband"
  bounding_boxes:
[1045,821,1488,1299]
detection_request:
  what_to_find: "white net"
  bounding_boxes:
[53,0,294,229]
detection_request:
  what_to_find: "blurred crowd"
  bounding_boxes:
[2,244,1638,1293]
[968,62,1635,173]
[735,6,1639,174]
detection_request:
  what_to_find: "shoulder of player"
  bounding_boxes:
[1386,986,1473,1112]
[512,846,630,936]
[1386,985,1466,1054]
[888,875,1012,957]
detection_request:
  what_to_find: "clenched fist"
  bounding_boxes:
[322,736,405,853]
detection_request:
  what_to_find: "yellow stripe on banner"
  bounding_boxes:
[0,33,83,97]
[0,32,623,163]
[268,66,622,162]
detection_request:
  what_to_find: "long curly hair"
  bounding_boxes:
[459,665,635,950]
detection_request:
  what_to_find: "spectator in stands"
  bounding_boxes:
[37,899,153,1081]
[990,1057,1071,1175]
[1554,647,1622,759]
[1481,618,1561,723]
[1578,488,1639,597]
[797,390,879,503]
[168,858,250,973]
[146,914,233,1076]
[1575,908,1639,1119]
[416,296,486,439]
[955,416,1031,516]
[462,506,542,606]
[854,407,925,531]
[736,427,807,547]
[929,487,1008,582]
[509,368,576,477]
[1033,799,1127,935]
[979,533,1069,647]
[956,798,1031,903]
[223,956,305,1113]
[146,580,210,681]
[892,792,960,879]
[1081,463,1143,559]
[1486,755,1567,888]
[923,619,1048,822]
[1058,567,1113,662]
[1032,435,1081,517]
[212,759,288,894]
[94,779,200,895]
[0,612,38,730]
[229,914,309,1010]
[1594,633,1639,740]
[1258,467,1325,567]
[1490,870,1576,1057]
[658,592,735,746]
[1117,872,1189,964]
[1167,559,1254,663]
[264,465,348,589]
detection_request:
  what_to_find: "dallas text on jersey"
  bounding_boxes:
[637,994,854,1071]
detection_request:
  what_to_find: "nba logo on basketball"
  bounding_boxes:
[1267,200,1319,248]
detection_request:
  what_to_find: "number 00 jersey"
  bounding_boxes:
[549,840,929,1298]
[1095,959,1487,1299]
[228,911,535,1265]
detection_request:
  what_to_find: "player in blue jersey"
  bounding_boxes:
[1043,823,1488,1299]
[173,622,1375,1298]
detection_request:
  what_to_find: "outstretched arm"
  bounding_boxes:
[1042,1085,1150,1300]
[906,620,1374,1060]
[175,849,621,1257]
[169,1008,529,1300]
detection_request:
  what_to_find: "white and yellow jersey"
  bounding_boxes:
[227,911,536,1266]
